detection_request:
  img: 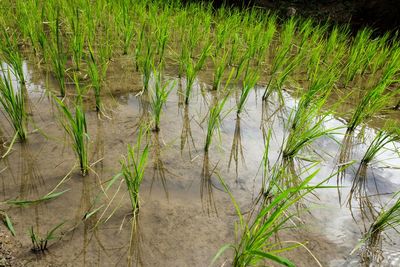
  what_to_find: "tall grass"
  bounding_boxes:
[0,70,27,141]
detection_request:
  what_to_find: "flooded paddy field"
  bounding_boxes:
[1,1,400,266]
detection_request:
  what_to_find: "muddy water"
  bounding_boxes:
[0,58,399,267]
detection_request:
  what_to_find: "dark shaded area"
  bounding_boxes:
[199,0,400,33]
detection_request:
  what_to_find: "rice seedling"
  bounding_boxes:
[138,41,154,93]
[14,0,44,56]
[184,41,212,105]
[204,69,234,152]
[29,222,64,253]
[355,192,400,266]
[154,13,170,64]
[150,69,173,132]
[134,21,146,72]
[236,70,259,115]
[0,26,25,85]
[87,43,107,112]
[68,7,85,71]
[0,211,15,236]
[53,79,89,176]
[348,124,400,217]
[0,69,27,141]
[119,130,149,215]
[212,52,229,91]
[213,165,325,267]
[263,18,298,101]
[282,112,335,163]
[119,0,134,55]
[47,8,67,97]
[344,28,374,84]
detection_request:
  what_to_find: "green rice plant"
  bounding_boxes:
[47,9,67,97]
[204,94,229,153]
[138,40,154,92]
[212,51,229,91]
[154,13,170,64]
[184,41,212,105]
[283,111,336,163]
[120,131,149,215]
[263,18,298,101]
[54,81,89,176]
[150,69,173,132]
[346,50,400,134]
[134,21,146,72]
[0,70,27,141]
[356,192,400,266]
[228,33,241,66]
[348,124,400,215]
[29,222,64,253]
[0,26,25,85]
[213,165,325,267]
[254,15,276,66]
[204,69,234,152]
[119,0,134,55]
[236,70,259,115]
[87,43,106,112]
[14,0,44,55]
[68,7,85,70]
[344,29,374,84]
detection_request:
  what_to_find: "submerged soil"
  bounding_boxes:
[0,56,399,266]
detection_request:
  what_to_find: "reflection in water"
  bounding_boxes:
[136,94,151,131]
[337,130,356,198]
[127,215,142,267]
[149,131,169,199]
[19,142,45,199]
[180,104,196,158]
[228,115,245,180]
[72,174,105,266]
[201,152,218,216]
[348,163,379,227]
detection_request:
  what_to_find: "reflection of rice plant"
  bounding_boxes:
[120,131,149,215]
[0,70,27,141]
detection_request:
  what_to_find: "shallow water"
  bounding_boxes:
[0,58,399,266]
